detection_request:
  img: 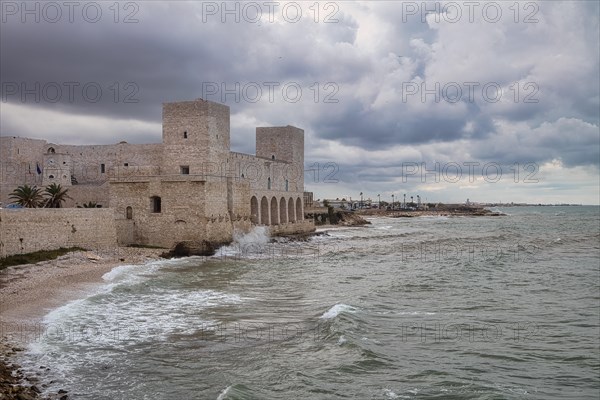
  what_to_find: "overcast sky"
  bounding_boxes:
[1,1,599,204]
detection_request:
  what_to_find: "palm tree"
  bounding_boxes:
[77,201,99,208]
[43,183,72,208]
[9,185,44,208]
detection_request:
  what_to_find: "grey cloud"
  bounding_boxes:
[0,1,598,203]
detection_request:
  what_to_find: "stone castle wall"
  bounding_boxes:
[0,208,117,258]
[1,99,315,253]
[0,136,163,207]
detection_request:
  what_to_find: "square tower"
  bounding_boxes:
[256,125,304,190]
[162,99,231,176]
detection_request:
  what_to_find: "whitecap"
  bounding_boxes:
[396,311,436,316]
[320,303,357,319]
[214,226,271,259]
[216,385,232,400]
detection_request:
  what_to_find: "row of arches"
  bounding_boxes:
[250,196,302,225]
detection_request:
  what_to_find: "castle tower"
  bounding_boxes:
[161,99,230,176]
[256,125,304,191]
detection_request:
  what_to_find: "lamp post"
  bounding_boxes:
[378,194,381,209]
[403,194,406,209]
[360,192,363,209]
[392,194,395,210]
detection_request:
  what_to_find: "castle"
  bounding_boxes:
[0,99,315,254]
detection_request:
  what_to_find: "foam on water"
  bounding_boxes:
[383,388,399,398]
[216,385,232,400]
[102,257,191,285]
[320,303,357,319]
[214,226,270,258]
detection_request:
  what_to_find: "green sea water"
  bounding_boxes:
[23,206,600,399]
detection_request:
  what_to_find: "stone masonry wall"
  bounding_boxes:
[0,136,163,206]
[0,208,117,258]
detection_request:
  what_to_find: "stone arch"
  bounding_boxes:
[288,197,295,222]
[260,196,269,225]
[270,196,279,225]
[279,196,287,224]
[250,196,259,224]
[296,197,302,222]
[47,147,55,154]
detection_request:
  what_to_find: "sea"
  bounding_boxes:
[19,206,600,399]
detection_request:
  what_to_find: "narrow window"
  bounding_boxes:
[268,177,271,190]
[151,196,162,213]
[285,179,289,191]
[101,163,105,173]
[180,166,190,175]
[124,163,129,167]
[271,155,275,160]
[126,206,133,219]
[183,131,188,139]
[48,175,54,179]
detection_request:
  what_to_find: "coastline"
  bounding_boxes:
[0,247,164,399]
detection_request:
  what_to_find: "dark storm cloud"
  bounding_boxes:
[1,1,598,203]
[312,96,496,149]
[0,1,366,121]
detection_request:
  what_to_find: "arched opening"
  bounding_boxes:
[288,198,295,222]
[250,196,259,224]
[260,196,269,225]
[270,197,279,225]
[126,206,133,219]
[279,196,287,224]
[47,147,55,154]
[151,196,162,213]
[296,197,302,222]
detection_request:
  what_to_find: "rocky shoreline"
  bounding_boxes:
[0,341,62,400]
[0,247,164,400]
[355,206,505,218]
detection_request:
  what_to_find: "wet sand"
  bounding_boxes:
[0,248,163,400]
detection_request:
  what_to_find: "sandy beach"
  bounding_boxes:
[0,247,164,399]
